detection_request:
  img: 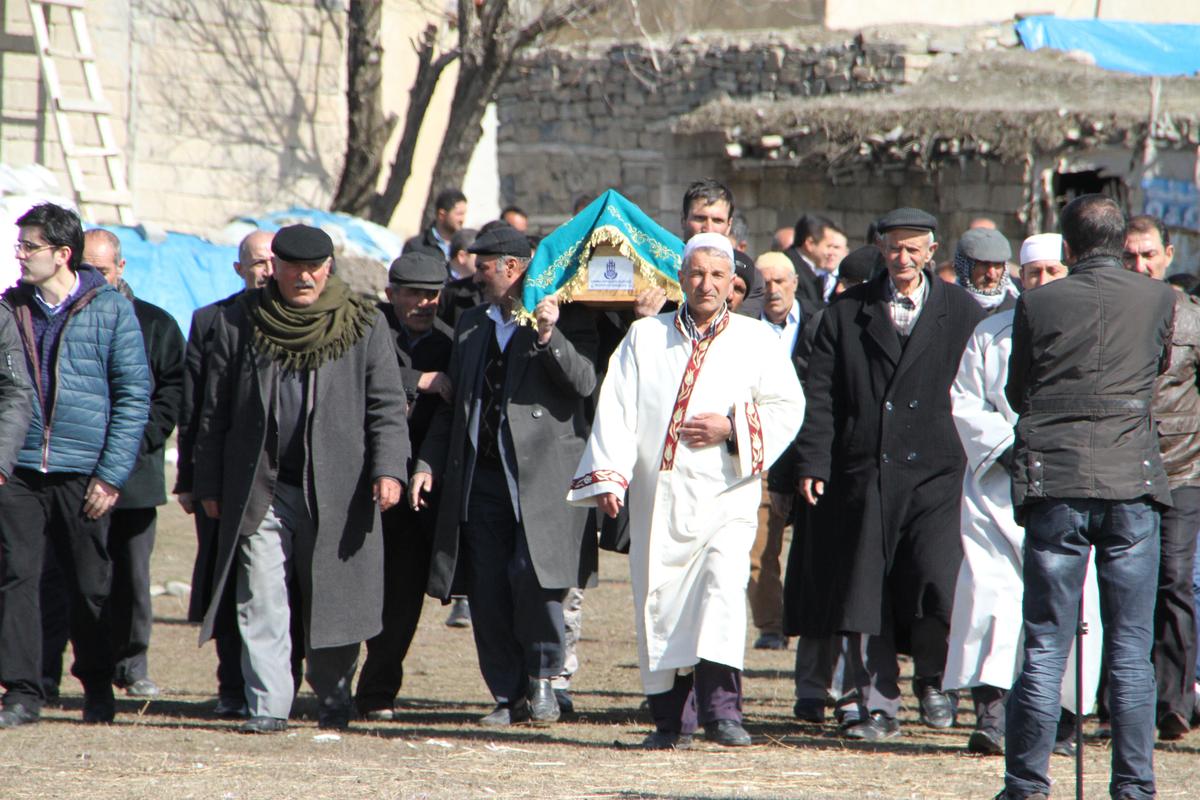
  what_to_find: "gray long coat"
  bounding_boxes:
[192,297,409,648]
[416,303,599,599]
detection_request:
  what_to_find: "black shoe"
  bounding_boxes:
[0,702,39,729]
[793,698,825,723]
[240,716,287,733]
[445,597,471,628]
[362,708,397,722]
[554,688,575,715]
[641,730,693,750]
[125,678,160,698]
[918,685,956,729]
[1052,735,1076,757]
[214,696,248,719]
[318,707,352,731]
[703,719,752,746]
[992,791,1048,800]
[1159,710,1190,741]
[479,701,530,727]
[527,678,559,724]
[843,711,900,741]
[753,633,788,650]
[967,728,1003,755]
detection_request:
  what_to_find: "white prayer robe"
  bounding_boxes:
[567,311,804,694]
[945,310,1103,713]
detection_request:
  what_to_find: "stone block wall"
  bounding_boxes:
[1,0,346,233]
[707,144,1033,258]
[495,33,911,236]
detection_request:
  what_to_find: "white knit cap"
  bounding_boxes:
[1019,233,1063,266]
[682,232,735,266]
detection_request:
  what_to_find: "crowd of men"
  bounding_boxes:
[0,180,1196,799]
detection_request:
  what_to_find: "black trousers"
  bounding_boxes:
[1154,485,1200,722]
[355,503,432,714]
[190,505,246,702]
[0,469,114,712]
[462,464,565,705]
[43,508,160,690]
[647,661,743,734]
[107,507,157,685]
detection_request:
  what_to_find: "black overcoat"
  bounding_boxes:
[416,303,599,599]
[785,270,985,639]
[192,298,410,648]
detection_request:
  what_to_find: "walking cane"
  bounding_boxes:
[1075,576,1088,800]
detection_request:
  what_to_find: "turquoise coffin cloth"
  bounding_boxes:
[517,189,684,322]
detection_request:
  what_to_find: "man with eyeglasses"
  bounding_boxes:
[0,202,149,728]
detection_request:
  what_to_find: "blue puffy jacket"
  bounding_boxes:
[6,266,150,488]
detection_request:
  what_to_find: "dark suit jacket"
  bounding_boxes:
[784,247,828,308]
[417,303,599,598]
[118,297,185,509]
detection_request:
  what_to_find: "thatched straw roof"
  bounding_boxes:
[675,48,1200,171]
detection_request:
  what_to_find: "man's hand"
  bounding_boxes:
[597,492,622,519]
[768,490,793,520]
[83,477,120,520]
[178,491,195,515]
[417,371,453,402]
[534,296,560,345]
[0,473,6,487]
[374,477,402,512]
[680,412,732,448]
[633,287,667,319]
[202,498,221,519]
[799,477,825,506]
[410,471,433,510]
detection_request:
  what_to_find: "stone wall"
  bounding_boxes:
[710,149,1033,256]
[0,0,346,233]
[495,33,913,236]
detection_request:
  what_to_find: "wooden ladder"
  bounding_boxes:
[25,0,135,225]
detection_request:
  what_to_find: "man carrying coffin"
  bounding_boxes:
[567,232,805,749]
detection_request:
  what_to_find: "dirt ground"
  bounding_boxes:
[0,468,1197,799]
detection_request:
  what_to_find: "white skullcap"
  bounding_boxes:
[1020,233,1063,266]
[682,232,735,266]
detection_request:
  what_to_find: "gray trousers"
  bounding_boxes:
[237,482,359,720]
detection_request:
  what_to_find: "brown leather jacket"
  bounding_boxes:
[1154,291,1200,489]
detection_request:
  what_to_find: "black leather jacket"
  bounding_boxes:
[1006,254,1176,516]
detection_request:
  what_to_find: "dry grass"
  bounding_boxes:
[2,468,1198,798]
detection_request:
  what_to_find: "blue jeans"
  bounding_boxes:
[1005,499,1159,800]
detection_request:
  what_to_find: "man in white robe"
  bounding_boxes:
[567,233,804,749]
[945,233,1103,755]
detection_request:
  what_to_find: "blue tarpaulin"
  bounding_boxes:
[105,207,402,335]
[112,227,241,336]
[1015,16,1200,77]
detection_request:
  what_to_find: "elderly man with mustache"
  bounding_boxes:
[193,224,409,733]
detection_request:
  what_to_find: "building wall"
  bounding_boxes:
[670,131,1032,257]
[1,0,347,233]
[495,35,915,237]
[825,0,1200,28]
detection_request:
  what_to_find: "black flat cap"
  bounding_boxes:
[733,249,755,284]
[272,224,334,262]
[838,245,885,283]
[388,251,446,290]
[876,208,938,234]
[468,224,531,259]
